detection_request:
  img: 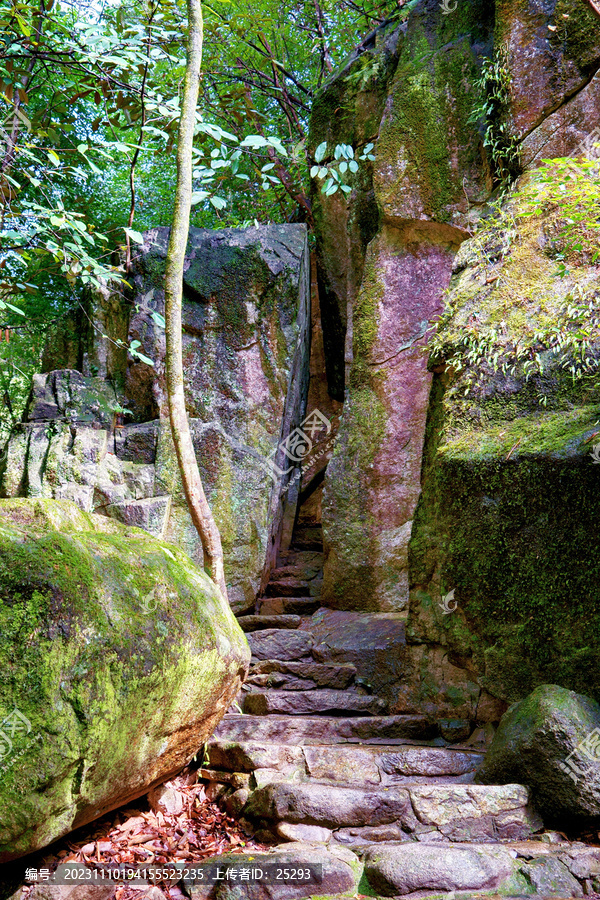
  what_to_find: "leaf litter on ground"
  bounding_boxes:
[21,771,267,900]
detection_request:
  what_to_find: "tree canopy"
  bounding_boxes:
[0,0,398,437]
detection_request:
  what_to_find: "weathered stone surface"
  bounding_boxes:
[243,689,386,717]
[213,713,437,745]
[378,747,483,778]
[0,499,249,862]
[238,616,302,633]
[247,630,313,661]
[246,672,315,692]
[207,741,305,775]
[245,782,411,828]
[332,823,408,847]
[521,71,600,169]
[113,421,158,463]
[257,598,320,616]
[476,684,600,824]
[276,822,332,844]
[186,844,361,900]
[321,230,461,614]
[309,609,408,707]
[497,0,600,137]
[302,746,381,785]
[408,171,600,705]
[249,660,356,689]
[312,2,495,616]
[265,579,310,598]
[408,784,534,827]
[1,225,311,616]
[519,856,583,897]
[362,843,517,895]
[106,496,171,539]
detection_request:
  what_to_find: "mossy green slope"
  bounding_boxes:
[409,176,600,703]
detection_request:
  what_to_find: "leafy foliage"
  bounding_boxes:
[469,47,521,189]
[428,154,600,401]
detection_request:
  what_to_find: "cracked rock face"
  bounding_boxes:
[1,225,311,615]
[0,498,250,862]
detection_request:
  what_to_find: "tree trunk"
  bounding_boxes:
[164,0,228,601]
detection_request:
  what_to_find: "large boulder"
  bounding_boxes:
[408,165,600,704]
[476,685,600,824]
[312,1,494,613]
[1,225,311,614]
[0,498,249,861]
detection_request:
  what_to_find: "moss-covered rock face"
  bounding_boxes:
[408,176,600,703]
[1,225,311,614]
[476,684,600,825]
[0,498,249,862]
[314,2,495,613]
[308,20,402,400]
[374,3,493,228]
[496,0,600,138]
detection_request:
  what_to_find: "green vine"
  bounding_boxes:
[469,47,521,189]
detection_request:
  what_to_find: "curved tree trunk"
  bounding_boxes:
[164,0,228,601]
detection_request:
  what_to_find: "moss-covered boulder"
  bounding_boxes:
[0,498,249,861]
[476,685,600,825]
[408,166,600,703]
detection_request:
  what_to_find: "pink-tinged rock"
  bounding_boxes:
[496,0,600,138]
[521,71,600,168]
[321,225,461,612]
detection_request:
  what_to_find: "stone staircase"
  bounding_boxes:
[192,523,600,897]
[198,528,600,896]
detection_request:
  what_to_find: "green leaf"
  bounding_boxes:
[314,141,327,163]
[4,301,26,315]
[151,311,166,328]
[124,227,144,244]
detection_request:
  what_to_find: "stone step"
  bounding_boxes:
[276,549,323,572]
[213,713,438,745]
[265,578,311,597]
[184,838,599,898]
[360,841,588,897]
[270,564,320,580]
[237,614,302,632]
[243,781,542,843]
[250,660,356,690]
[206,739,484,785]
[290,525,323,551]
[243,688,387,717]
[257,596,321,616]
[248,628,313,661]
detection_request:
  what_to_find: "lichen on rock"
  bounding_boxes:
[0,498,249,862]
